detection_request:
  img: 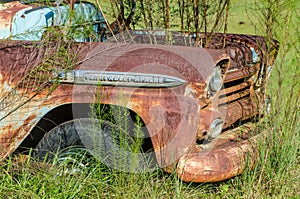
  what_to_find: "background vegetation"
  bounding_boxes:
[0,0,299,198]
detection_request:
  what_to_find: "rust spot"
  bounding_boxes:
[0,2,31,32]
[0,114,37,158]
[224,65,257,82]
[0,31,279,182]
[177,122,259,182]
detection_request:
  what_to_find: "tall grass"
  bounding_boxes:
[0,0,299,198]
[224,0,300,198]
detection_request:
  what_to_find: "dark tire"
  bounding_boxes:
[33,118,157,172]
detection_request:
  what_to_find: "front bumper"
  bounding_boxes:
[176,122,263,182]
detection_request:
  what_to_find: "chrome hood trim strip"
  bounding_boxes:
[54,70,187,88]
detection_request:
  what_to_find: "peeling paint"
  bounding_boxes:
[0,8,279,182]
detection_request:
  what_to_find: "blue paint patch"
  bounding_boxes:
[45,11,54,27]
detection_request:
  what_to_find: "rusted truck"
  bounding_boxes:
[0,0,279,182]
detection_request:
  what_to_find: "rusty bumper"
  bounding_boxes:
[176,122,262,182]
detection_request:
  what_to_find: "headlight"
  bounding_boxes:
[208,118,224,138]
[207,67,223,98]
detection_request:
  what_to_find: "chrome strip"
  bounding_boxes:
[54,70,187,88]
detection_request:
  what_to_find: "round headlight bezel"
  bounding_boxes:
[206,66,223,98]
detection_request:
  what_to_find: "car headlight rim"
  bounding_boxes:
[207,67,223,98]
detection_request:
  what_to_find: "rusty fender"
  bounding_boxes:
[176,122,261,182]
[0,41,229,164]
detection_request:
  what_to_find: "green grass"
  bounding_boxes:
[1,0,299,198]
[227,0,260,34]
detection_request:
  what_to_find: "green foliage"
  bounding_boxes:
[226,0,300,198]
[98,0,230,33]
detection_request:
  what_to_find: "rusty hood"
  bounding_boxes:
[75,43,229,85]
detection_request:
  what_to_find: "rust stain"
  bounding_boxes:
[196,108,224,140]
[224,65,257,82]
[0,114,37,158]
[177,122,259,182]
[0,1,31,31]
[219,97,258,129]
[0,30,279,182]
[222,81,251,96]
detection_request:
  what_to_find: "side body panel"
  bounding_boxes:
[0,41,227,167]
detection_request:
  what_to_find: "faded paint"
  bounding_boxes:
[0,26,279,182]
[177,122,259,182]
[0,1,106,41]
[0,1,31,37]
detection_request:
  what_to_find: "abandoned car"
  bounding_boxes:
[0,0,279,182]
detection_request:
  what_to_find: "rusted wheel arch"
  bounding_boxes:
[17,103,154,155]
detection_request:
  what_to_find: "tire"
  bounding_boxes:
[33,118,157,172]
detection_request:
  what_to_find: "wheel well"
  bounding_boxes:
[16,103,154,155]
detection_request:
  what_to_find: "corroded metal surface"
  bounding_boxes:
[177,122,259,182]
[0,27,279,182]
[0,40,228,166]
[0,40,90,157]
[0,1,31,33]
